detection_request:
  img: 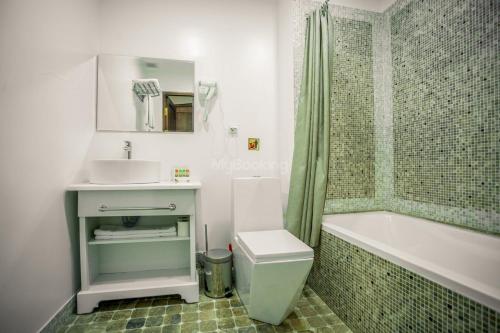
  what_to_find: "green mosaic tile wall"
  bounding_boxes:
[390,1,500,214]
[327,18,375,200]
[293,1,383,213]
[292,0,500,233]
[308,231,500,333]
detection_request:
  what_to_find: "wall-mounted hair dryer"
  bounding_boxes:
[198,81,217,122]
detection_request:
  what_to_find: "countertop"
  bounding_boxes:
[67,181,202,191]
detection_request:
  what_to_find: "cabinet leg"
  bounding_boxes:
[182,288,200,304]
[77,293,99,314]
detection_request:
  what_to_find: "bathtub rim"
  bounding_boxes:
[321,211,500,313]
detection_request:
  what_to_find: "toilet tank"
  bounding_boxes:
[232,177,284,237]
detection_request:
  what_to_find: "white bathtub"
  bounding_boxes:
[322,211,500,313]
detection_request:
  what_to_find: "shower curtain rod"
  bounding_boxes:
[306,0,329,19]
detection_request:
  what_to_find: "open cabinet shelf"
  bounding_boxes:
[87,268,192,292]
[88,236,190,245]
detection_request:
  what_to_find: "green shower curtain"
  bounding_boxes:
[286,6,333,247]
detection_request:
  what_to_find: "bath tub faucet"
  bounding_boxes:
[123,140,132,159]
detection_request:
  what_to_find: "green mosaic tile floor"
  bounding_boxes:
[55,286,351,333]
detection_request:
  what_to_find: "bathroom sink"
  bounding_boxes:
[89,159,161,184]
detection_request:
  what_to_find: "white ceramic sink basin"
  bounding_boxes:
[89,159,161,184]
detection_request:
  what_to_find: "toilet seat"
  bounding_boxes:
[237,229,314,263]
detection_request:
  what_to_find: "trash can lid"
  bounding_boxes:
[205,249,232,264]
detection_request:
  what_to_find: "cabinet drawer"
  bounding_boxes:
[78,190,195,217]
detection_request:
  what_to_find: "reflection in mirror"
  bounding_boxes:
[163,93,194,132]
[96,54,194,132]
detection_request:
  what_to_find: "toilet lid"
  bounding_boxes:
[237,229,314,263]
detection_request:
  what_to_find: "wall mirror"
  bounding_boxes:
[96,54,194,132]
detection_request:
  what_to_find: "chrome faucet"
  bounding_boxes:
[123,141,132,159]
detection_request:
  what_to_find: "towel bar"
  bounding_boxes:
[98,203,176,212]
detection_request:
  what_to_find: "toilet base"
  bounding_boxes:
[232,239,313,325]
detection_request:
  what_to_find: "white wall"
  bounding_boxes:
[0,0,98,332]
[92,0,281,251]
[0,1,282,330]
[277,0,295,211]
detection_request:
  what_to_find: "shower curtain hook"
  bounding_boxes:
[321,0,330,11]
[321,0,330,13]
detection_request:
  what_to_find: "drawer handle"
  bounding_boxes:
[98,203,176,212]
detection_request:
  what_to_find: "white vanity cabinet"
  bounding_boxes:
[67,182,201,314]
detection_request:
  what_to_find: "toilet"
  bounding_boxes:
[231,177,314,325]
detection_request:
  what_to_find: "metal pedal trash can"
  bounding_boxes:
[203,249,233,298]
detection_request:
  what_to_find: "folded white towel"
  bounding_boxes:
[94,225,176,236]
[95,232,177,240]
